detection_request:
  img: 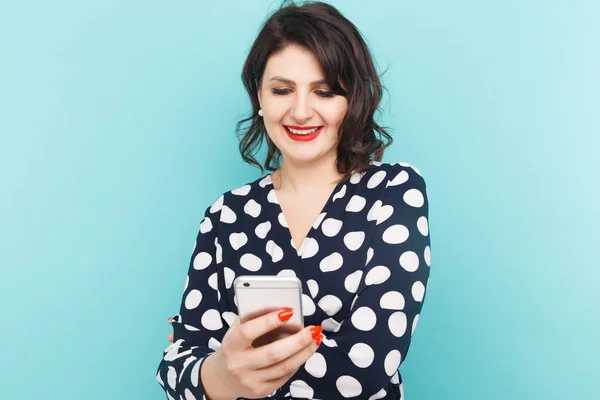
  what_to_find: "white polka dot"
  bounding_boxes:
[380,291,405,310]
[190,359,201,387]
[404,188,424,207]
[266,240,284,263]
[321,317,341,332]
[229,232,248,251]
[320,252,343,272]
[277,269,296,277]
[351,307,377,331]
[313,212,327,229]
[193,252,212,270]
[417,216,429,236]
[412,313,420,335]
[307,279,319,297]
[156,370,164,387]
[369,388,387,400]
[231,184,251,196]
[336,375,362,398]
[208,337,221,351]
[365,266,391,285]
[367,170,386,188]
[391,370,400,384]
[267,189,279,204]
[322,218,343,237]
[255,221,271,239]
[185,289,202,310]
[385,350,402,376]
[220,205,237,224]
[210,195,223,213]
[366,247,374,265]
[376,205,394,225]
[215,239,222,264]
[167,366,177,389]
[387,170,409,187]
[382,224,409,244]
[184,389,196,400]
[207,272,218,290]
[346,195,367,212]
[240,253,262,271]
[200,217,213,234]
[224,267,235,289]
[411,165,422,175]
[350,172,363,184]
[259,175,272,188]
[300,237,319,259]
[349,343,374,368]
[185,324,200,331]
[425,245,431,266]
[278,212,288,228]
[400,382,405,398]
[244,199,261,218]
[332,184,347,202]
[290,380,314,398]
[344,270,363,293]
[184,275,189,291]
[322,336,338,347]
[412,281,425,302]
[399,251,419,272]
[201,309,223,331]
[318,295,343,316]
[302,294,316,316]
[222,311,237,326]
[344,231,365,251]
[367,200,382,221]
[304,352,327,378]
[389,311,407,337]
[371,160,382,166]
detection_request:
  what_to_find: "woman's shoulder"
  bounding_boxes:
[356,160,427,191]
[202,174,273,218]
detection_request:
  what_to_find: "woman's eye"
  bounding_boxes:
[272,88,291,95]
[316,90,335,98]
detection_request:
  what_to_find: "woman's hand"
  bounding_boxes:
[168,310,322,400]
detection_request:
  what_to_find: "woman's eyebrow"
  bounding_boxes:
[268,76,328,86]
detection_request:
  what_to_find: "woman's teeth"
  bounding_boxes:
[286,126,321,135]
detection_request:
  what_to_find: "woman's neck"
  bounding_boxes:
[273,157,342,193]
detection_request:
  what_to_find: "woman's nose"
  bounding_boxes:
[290,93,313,121]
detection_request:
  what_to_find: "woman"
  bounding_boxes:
[157,1,431,399]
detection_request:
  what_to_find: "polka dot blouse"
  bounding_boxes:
[157,161,431,400]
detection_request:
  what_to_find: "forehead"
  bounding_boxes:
[263,44,326,83]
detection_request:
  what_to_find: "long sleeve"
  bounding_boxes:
[156,202,229,399]
[288,165,431,399]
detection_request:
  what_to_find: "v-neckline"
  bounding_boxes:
[267,174,345,258]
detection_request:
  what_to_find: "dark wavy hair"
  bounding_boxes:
[236,0,392,180]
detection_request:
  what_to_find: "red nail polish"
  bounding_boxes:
[314,334,322,346]
[278,309,293,322]
[310,326,323,339]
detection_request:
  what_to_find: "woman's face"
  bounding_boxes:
[258,44,348,168]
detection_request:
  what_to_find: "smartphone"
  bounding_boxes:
[233,275,304,347]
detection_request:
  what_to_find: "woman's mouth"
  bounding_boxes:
[284,125,324,142]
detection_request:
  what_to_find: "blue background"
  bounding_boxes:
[1,0,598,399]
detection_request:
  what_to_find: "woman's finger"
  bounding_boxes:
[245,325,322,370]
[168,332,173,343]
[230,309,295,350]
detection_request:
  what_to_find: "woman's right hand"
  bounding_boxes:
[201,309,323,400]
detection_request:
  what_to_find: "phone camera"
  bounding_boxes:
[243,282,250,287]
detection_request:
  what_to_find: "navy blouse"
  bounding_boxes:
[157,161,431,400]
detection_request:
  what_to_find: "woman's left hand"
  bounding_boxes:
[167,317,173,343]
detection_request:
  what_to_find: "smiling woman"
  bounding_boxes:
[156,2,431,400]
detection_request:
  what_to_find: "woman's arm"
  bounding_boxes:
[288,164,432,399]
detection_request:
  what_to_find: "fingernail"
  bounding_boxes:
[278,309,293,322]
[310,326,323,339]
[314,334,322,346]
[168,317,172,323]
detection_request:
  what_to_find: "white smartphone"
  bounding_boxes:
[233,275,304,347]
